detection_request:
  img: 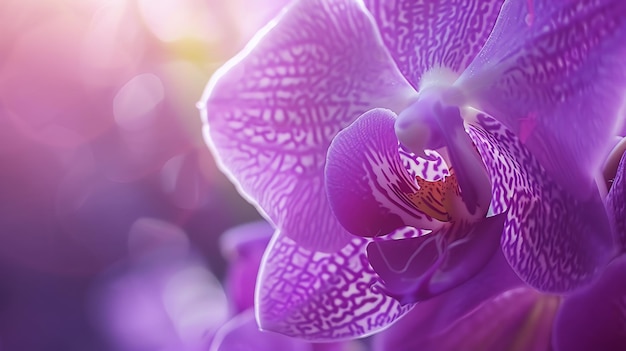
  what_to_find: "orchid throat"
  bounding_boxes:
[395,85,492,223]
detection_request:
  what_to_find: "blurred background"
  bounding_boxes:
[0,0,289,349]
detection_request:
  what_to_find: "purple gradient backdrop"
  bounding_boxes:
[0,0,288,349]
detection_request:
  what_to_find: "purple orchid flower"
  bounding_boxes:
[200,0,626,342]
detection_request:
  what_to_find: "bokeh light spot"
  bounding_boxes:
[127,217,191,259]
[137,0,221,43]
[113,73,165,131]
[163,266,229,346]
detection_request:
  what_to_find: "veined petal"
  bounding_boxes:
[325,108,447,237]
[200,0,416,252]
[466,111,614,293]
[399,148,450,182]
[372,250,526,351]
[459,0,626,198]
[553,255,626,351]
[366,213,506,304]
[363,0,505,88]
[607,152,626,251]
[210,310,313,351]
[256,231,412,340]
[211,310,354,351]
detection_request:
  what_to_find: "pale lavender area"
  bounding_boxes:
[0,0,284,350]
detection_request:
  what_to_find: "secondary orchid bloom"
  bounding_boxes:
[553,255,626,351]
[211,221,356,351]
[220,221,274,314]
[93,218,230,351]
[200,0,626,342]
[373,286,559,351]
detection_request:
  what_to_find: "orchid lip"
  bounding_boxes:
[368,212,508,305]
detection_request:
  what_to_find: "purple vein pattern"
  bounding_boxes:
[466,111,613,292]
[399,148,449,182]
[202,0,414,253]
[201,0,418,340]
[257,234,412,340]
[325,109,448,237]
[363,0,505,87]
[460,0,626,197]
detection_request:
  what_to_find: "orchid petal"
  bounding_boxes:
[312,343,353,351]
[256,231,411,341]
[467,111,614,292]
[607,152,626,251]
[375,287,558,351]
[363,0,505,89]
[372,250,526,351]
[325,108,447,237]
[200,0,416,252]
[210,310,352,351]
[427,288,558,351]
[210,310,313,351]
[459,0,626,197]
[366,212,506,304]
[399,148,450,182]
[553,255,626,351]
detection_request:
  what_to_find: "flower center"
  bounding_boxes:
[406,170,460,222]
[395,86,492,222]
